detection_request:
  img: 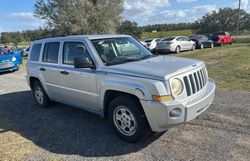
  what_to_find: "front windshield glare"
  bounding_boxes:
[91,37,153,65]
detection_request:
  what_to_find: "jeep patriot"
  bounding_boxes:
[26,35,216,142]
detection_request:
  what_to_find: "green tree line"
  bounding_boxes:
[1,3,250,44]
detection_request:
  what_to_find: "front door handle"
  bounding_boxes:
[60,71,69,75]
[39,67,46,71]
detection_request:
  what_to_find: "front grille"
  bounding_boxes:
[183,67,208,96]
[0,59,10,63]
[0,62,13,69]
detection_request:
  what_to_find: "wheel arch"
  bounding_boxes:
[102,90,143,118]
[99,80,149,118]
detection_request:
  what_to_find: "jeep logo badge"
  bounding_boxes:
[192,64,197,67]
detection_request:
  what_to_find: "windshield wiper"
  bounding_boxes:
[107,57,139,66]
[139,54,156,60]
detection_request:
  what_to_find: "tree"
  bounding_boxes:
[34,0,123,35]
[192,8,250,34]
[117,20,142,38]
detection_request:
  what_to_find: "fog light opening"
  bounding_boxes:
[170,108,182,117]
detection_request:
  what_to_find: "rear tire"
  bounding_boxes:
[175,46,181,54]
[109,95,151,143]
[32,81,50,108]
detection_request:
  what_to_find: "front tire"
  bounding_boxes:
[220,40,224,47]
[109,95,151,143]
[32,81,50,108]
[200,43,204,49]
[191,44,196,51]
[210,43,214,48]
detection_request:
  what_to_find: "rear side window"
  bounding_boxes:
[30,44,42,61]
[43,42,60,63]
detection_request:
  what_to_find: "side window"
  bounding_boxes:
[183,37,189,41]
[63,42,92,65]
[176,37,182,41]
[42,42,60,63]
[30,44,42,61]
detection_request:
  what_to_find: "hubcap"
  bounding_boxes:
[34,86,44,105]
[113,106,137,136]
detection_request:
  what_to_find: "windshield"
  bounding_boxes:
[190,36,203,39]
[91,37,154,66]
[144,39,153,43]
[161,37,176,41]
[213,32,226,36]
[0,48,10,55]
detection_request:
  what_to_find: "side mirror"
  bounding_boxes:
[9,50,14,54]
[74,57,96,69]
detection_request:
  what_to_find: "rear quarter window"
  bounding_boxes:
[30,44,42,61]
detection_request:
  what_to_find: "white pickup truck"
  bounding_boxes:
[26,35,216,142]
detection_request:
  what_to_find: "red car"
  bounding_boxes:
[211,31,233,46]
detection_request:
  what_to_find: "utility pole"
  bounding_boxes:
[236,0,241,36]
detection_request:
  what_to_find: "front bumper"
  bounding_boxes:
[140,78,216,132]
[0,61,19,72]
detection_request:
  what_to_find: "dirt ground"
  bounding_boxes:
[0,69,249,161]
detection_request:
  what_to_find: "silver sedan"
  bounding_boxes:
[156,36,196,54]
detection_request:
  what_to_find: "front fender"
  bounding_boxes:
[99,80,148,109]
[98,77,170,113]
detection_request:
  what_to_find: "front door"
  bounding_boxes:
[57,41,99,112]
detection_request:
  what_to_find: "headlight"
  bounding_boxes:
[12,57,16,62]
[171,78,183,95]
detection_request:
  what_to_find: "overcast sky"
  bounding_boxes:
[0,0,249,32]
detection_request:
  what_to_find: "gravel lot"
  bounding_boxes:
[0,68,249,161]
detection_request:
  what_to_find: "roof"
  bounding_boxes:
[33,34,130,43]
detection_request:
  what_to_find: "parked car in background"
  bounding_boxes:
[21,46,30,57]
[140,41,148,48]
[144,38,161,52]
[156,36,196,54]
[26,35,215,142]
[0,47,22,72]
[190,35,214,49]
[211,31,233,46]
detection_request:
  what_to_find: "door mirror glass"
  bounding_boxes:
[74,57,95,69]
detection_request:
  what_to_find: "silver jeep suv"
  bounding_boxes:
[26,35,216,142]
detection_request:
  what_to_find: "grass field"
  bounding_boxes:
[177,43,250,92]
[143,29,193,39]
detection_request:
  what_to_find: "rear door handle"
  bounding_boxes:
[39,67,46,71]
[60,71,69,75]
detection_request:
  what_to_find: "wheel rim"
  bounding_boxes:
[113,106,137,136]
[34,86,44,105]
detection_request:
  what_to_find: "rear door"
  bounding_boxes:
[178,37,188,50]
[40,42,62,100]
